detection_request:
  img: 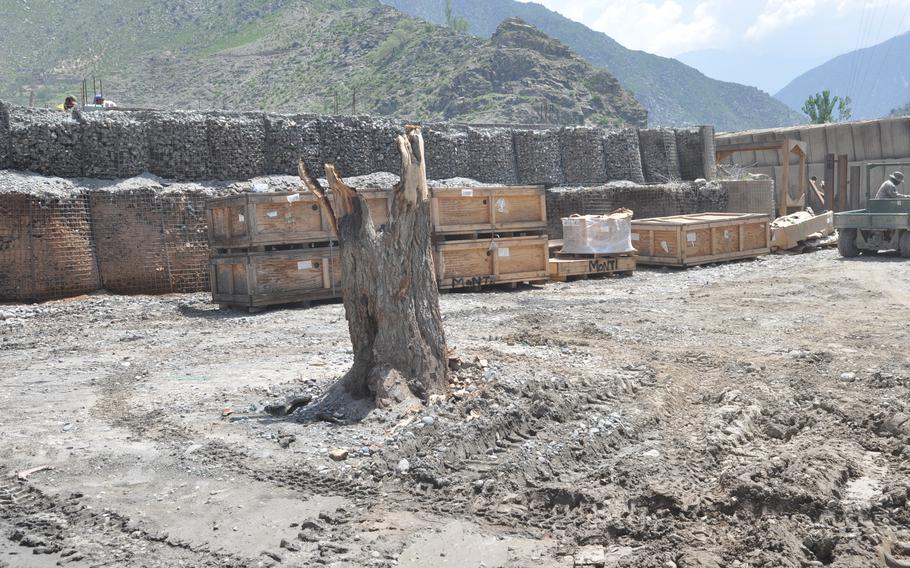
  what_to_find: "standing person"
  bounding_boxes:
[875,171,908,199]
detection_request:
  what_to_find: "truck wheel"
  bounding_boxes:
[900,232,910,258]
[838,229,860,257]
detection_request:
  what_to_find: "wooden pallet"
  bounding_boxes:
[207,191,391,249]
[431,186,547,235]
[435,235,549,290]
[549,252,636,282]
[630,212,770,267]
[209,247,342,312]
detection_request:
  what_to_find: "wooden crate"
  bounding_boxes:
[549,253,636,282]
[210,247,342,310]
[431,186,547,235]
[207,191,391,249]
[435,235,549,289]
[630,213,770,267]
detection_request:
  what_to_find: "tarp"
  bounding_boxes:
[561,209,636,255]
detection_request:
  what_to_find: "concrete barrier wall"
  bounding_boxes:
[716,118,910,202]
[0,101,715,185]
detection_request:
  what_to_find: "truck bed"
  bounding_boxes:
[834,209,910,230]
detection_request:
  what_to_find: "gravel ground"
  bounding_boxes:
[3,249,910,567]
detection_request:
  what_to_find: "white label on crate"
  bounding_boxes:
[495,198,507,212]
[724,229,732,240]
[631,233,640,241]
[238,214,245,223]
[287,193,302,203]
[686,233,697,244]
[660,241,669,253]
[297,261,313,270]
[461,189,474,197]
[266,211,278,218]
[498,247,510,257]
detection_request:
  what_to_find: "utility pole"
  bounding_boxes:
[334,90,339,115]
[352,89,357,114]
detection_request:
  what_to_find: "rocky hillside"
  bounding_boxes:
[381,0,803,131]
[776,32,910,120]
[0,0,644,126]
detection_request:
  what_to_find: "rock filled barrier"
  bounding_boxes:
[0,171,733,302]
[0,101,716,185]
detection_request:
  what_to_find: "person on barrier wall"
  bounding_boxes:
[875,171,909,199]
[56,96,77,111]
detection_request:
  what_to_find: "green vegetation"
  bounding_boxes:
[802,91,852,124]
[0,0,642,126]
[444,0,470,34]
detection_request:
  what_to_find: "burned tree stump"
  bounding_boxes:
[299,126,448,407]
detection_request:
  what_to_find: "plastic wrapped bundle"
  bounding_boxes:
[561,209,635,255]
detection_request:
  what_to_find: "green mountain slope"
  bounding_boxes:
[0,0,645,126]
[380,0,802,131]
[776,32,910,120]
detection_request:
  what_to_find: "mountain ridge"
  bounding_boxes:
[380,0,803,130]
[0,0,645,126]
[775,32,910,120]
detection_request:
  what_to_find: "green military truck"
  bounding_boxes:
[835,198,910,257]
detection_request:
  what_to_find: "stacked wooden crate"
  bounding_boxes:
[630,212,770,267]
[206,191,391,311]
[430,186,549,290]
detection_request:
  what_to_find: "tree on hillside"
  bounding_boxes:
[445,0,470,34]
[802,90,852,124]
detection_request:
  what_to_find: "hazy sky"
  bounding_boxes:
[520,0,908,58]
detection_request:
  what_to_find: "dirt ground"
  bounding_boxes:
[3,248,910,567]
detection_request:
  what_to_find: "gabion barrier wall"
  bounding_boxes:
[90,189,211,295]
[604,129,645,184]
[0,192,100,301]
[545,182,728,238]
[265,114,322,177]
[0,101,717,185]
[513,129,563,186]
[639,128,682,183]
[559,127,609,185]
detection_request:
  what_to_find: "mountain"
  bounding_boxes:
[380,0,803,131]
[0,0,645,126]
[893,101,910,117]
[676,48,829,95]
[775,32,910,120]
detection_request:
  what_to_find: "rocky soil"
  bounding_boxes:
[3,249,910,567]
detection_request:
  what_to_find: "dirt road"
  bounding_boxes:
[2,249,910,567]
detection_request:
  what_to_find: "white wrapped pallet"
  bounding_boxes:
[561,210,636,255]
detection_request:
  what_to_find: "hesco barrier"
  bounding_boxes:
[0,192,100,302]
[89,190,211,295]
[0,101,716,185]
[545,182,729,239]
[0,174,737,302]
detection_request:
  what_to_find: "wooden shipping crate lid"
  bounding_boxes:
[631,212,769,227]
[207,189,392,209]
[430,186,544,197]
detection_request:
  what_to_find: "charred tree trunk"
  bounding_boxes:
[299,126,448,407]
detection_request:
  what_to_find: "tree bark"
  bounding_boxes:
[299,126,448,407]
